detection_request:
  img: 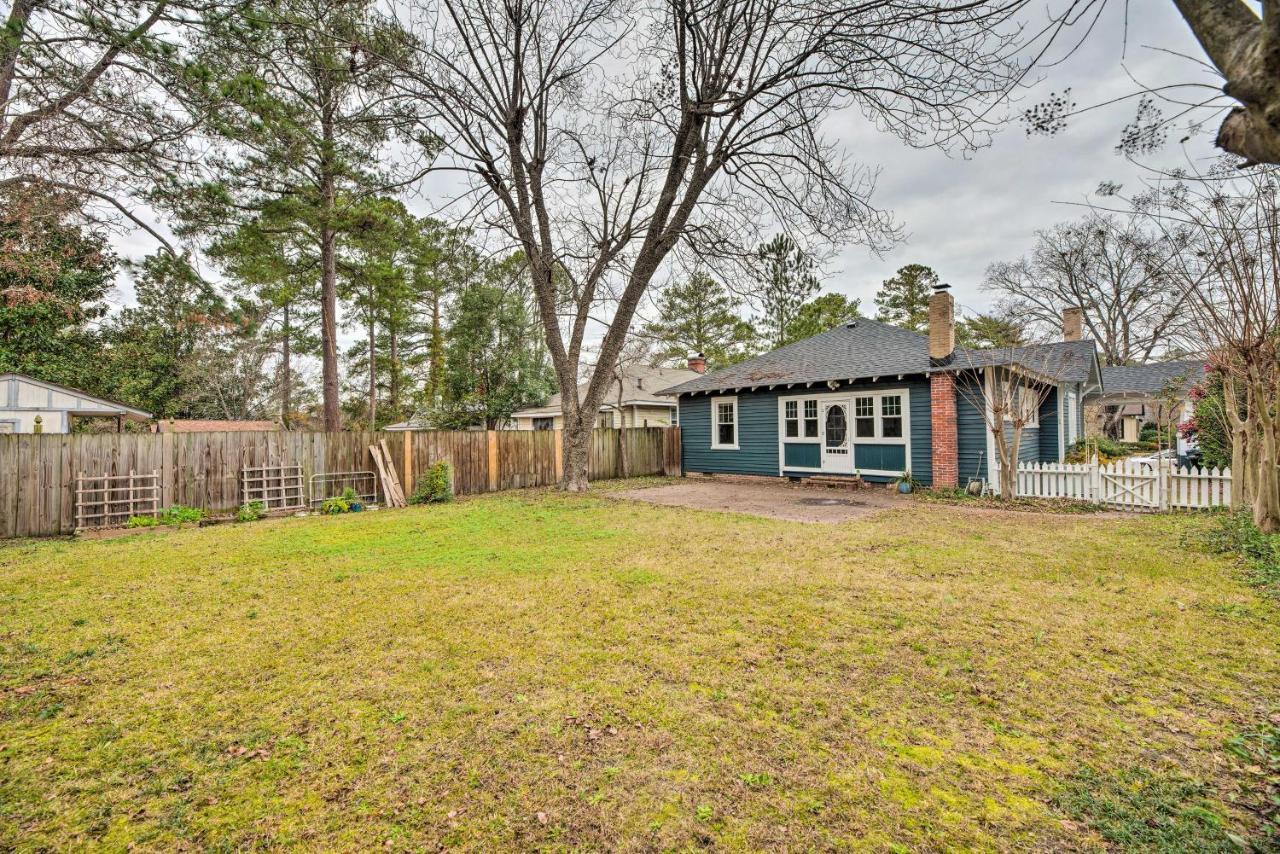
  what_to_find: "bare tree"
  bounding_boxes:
[983,213,1194,366]
[0,0,213,250]
[1121,164,1280,532]
[398,0,1034,490]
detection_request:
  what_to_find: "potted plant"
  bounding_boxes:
[893,472,920,494]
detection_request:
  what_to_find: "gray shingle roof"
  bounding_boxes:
[1098,360,1206,396]
[657,319,1101,396]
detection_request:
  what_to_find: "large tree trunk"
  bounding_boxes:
[319,222,341,431]
[318,105,341,431]
[1174,0,1280,165]
[1249,368,1280,533]
[280,302,292,429]
[428,289,443,400]
[562,415,591,492]
[367,281,376,428]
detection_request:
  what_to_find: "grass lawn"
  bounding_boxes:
[2,483,1277,850]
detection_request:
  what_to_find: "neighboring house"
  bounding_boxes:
[508,365,701,430]
[658,290,1103,487]
[1086,360,1207,453]
[0,373,151,433]
[153,419,280,433]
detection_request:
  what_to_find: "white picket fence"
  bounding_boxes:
[1002,457,1232,512]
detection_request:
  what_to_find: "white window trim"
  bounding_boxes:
[776,388,911,476]
[710,395,739,450]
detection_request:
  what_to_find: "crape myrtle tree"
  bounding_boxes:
[954,352,1058,500]
[398,0,1033,490]
[1115,163,1280,532]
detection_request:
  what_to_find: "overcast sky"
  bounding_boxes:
[110,3,1225,340]
[814,3,1223,323]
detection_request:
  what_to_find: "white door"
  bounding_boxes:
[820,401,850,472]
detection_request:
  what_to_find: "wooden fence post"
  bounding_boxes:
[553,428,563,482]
[402,431,414,498]
[487,430,499,492]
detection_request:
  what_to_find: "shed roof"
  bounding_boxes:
[656,319,1101,396]
[0,373,151,419]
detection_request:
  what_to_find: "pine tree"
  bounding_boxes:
[874,264,939,333]
[956,312,1027,349]
[787,293,862,341]
[643,273,758,368]
[756,235,820,348]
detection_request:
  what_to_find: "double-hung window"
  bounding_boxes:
[854,392,906,439]
[803,400,819,437]
[784,398,823,440]
[854,396,876,438]
[711,396,738,449]
[784,400,799,438]
[881,395,903,438]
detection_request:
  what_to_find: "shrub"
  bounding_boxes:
[1190,510,1280,596]
[409,461,454,505]
[158,505,203,526]
[320,496,350,515]
[1065,437,1127,463]
[235,501,267,523]
[125,515,160,528]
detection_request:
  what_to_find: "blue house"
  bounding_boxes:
[658,288,1103,488]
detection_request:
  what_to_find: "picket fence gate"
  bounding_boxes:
[1004,457,1232,512]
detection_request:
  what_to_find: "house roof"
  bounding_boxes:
[656,319,1102,396]
[1096,360,1207,397]
[511,365,695,418]
[0,373,151,419]
[154,419,279,433]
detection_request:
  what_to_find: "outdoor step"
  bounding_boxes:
[803,476,869,490]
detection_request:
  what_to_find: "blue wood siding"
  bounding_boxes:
[679,392,781,476]
[855,444,907,471]
[678,377,934,485]
[1039,386,1060,462]
[783,443,819,468]
[956,375,988,484]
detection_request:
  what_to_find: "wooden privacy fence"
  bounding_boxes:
[1004,457,1232,512]
[0,427,681,538]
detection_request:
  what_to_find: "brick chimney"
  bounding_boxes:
[687,353,706,374]
[928,284,958,488]
[928,284,955,363]
[1062,306,1083,342]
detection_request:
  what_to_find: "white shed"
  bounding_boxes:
[0,374,151,433]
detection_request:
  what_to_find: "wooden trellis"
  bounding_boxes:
[240,464,306,511]
[74,469,160,531]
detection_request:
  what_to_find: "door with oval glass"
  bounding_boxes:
[820,400,851,472]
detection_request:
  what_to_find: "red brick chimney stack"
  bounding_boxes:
[687,353,707,374]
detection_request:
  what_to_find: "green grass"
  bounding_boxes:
[1,486,1277,850]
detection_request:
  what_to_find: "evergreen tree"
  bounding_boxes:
[643,273,757,368]
[787,293,862,341]
[436,256,556,429]
[207,200,322,428]
[0,187,114,392]
[173,0,425,429]
[102,254,236,418]
[956,312,1027,349]
[874,263,939,333]
[756,235,820,348]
